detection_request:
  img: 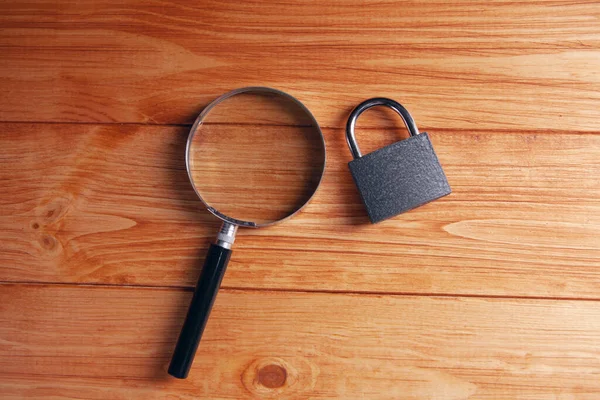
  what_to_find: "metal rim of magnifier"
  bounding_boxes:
[185,86,327,229]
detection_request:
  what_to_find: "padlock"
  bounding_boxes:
[346,98,451,223]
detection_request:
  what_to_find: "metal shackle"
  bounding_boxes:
[346,98,420,159]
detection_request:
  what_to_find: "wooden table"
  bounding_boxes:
[1,1,599,398]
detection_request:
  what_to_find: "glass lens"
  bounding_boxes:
[187,91,325,226]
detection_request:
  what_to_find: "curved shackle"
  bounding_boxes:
[346,98,420,159]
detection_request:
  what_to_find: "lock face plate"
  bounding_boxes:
[348,133,451,223]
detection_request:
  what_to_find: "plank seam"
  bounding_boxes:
[1,120,599,134]
[3,280,600,302]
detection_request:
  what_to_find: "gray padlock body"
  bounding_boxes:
[348,133,451,223]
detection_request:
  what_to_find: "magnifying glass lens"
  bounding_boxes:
[188,92,325,225]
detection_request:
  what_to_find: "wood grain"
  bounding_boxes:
[2,1,600,397]
[1,283,600,399]
[1,122,599,298]
[1,1,599,130]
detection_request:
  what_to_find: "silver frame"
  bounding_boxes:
[185,87,327,247]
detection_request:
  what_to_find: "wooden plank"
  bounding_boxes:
[0,1,599,130]
[1,122,599,298]
[1,283,599,399]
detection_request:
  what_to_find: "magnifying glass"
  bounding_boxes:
[168,87,326,379]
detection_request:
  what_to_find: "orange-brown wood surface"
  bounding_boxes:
[1,1,599,399]
[2,284,600,399]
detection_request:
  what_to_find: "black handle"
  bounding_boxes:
[168,243,232,379]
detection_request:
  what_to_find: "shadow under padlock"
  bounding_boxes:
[346,98,452,224]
